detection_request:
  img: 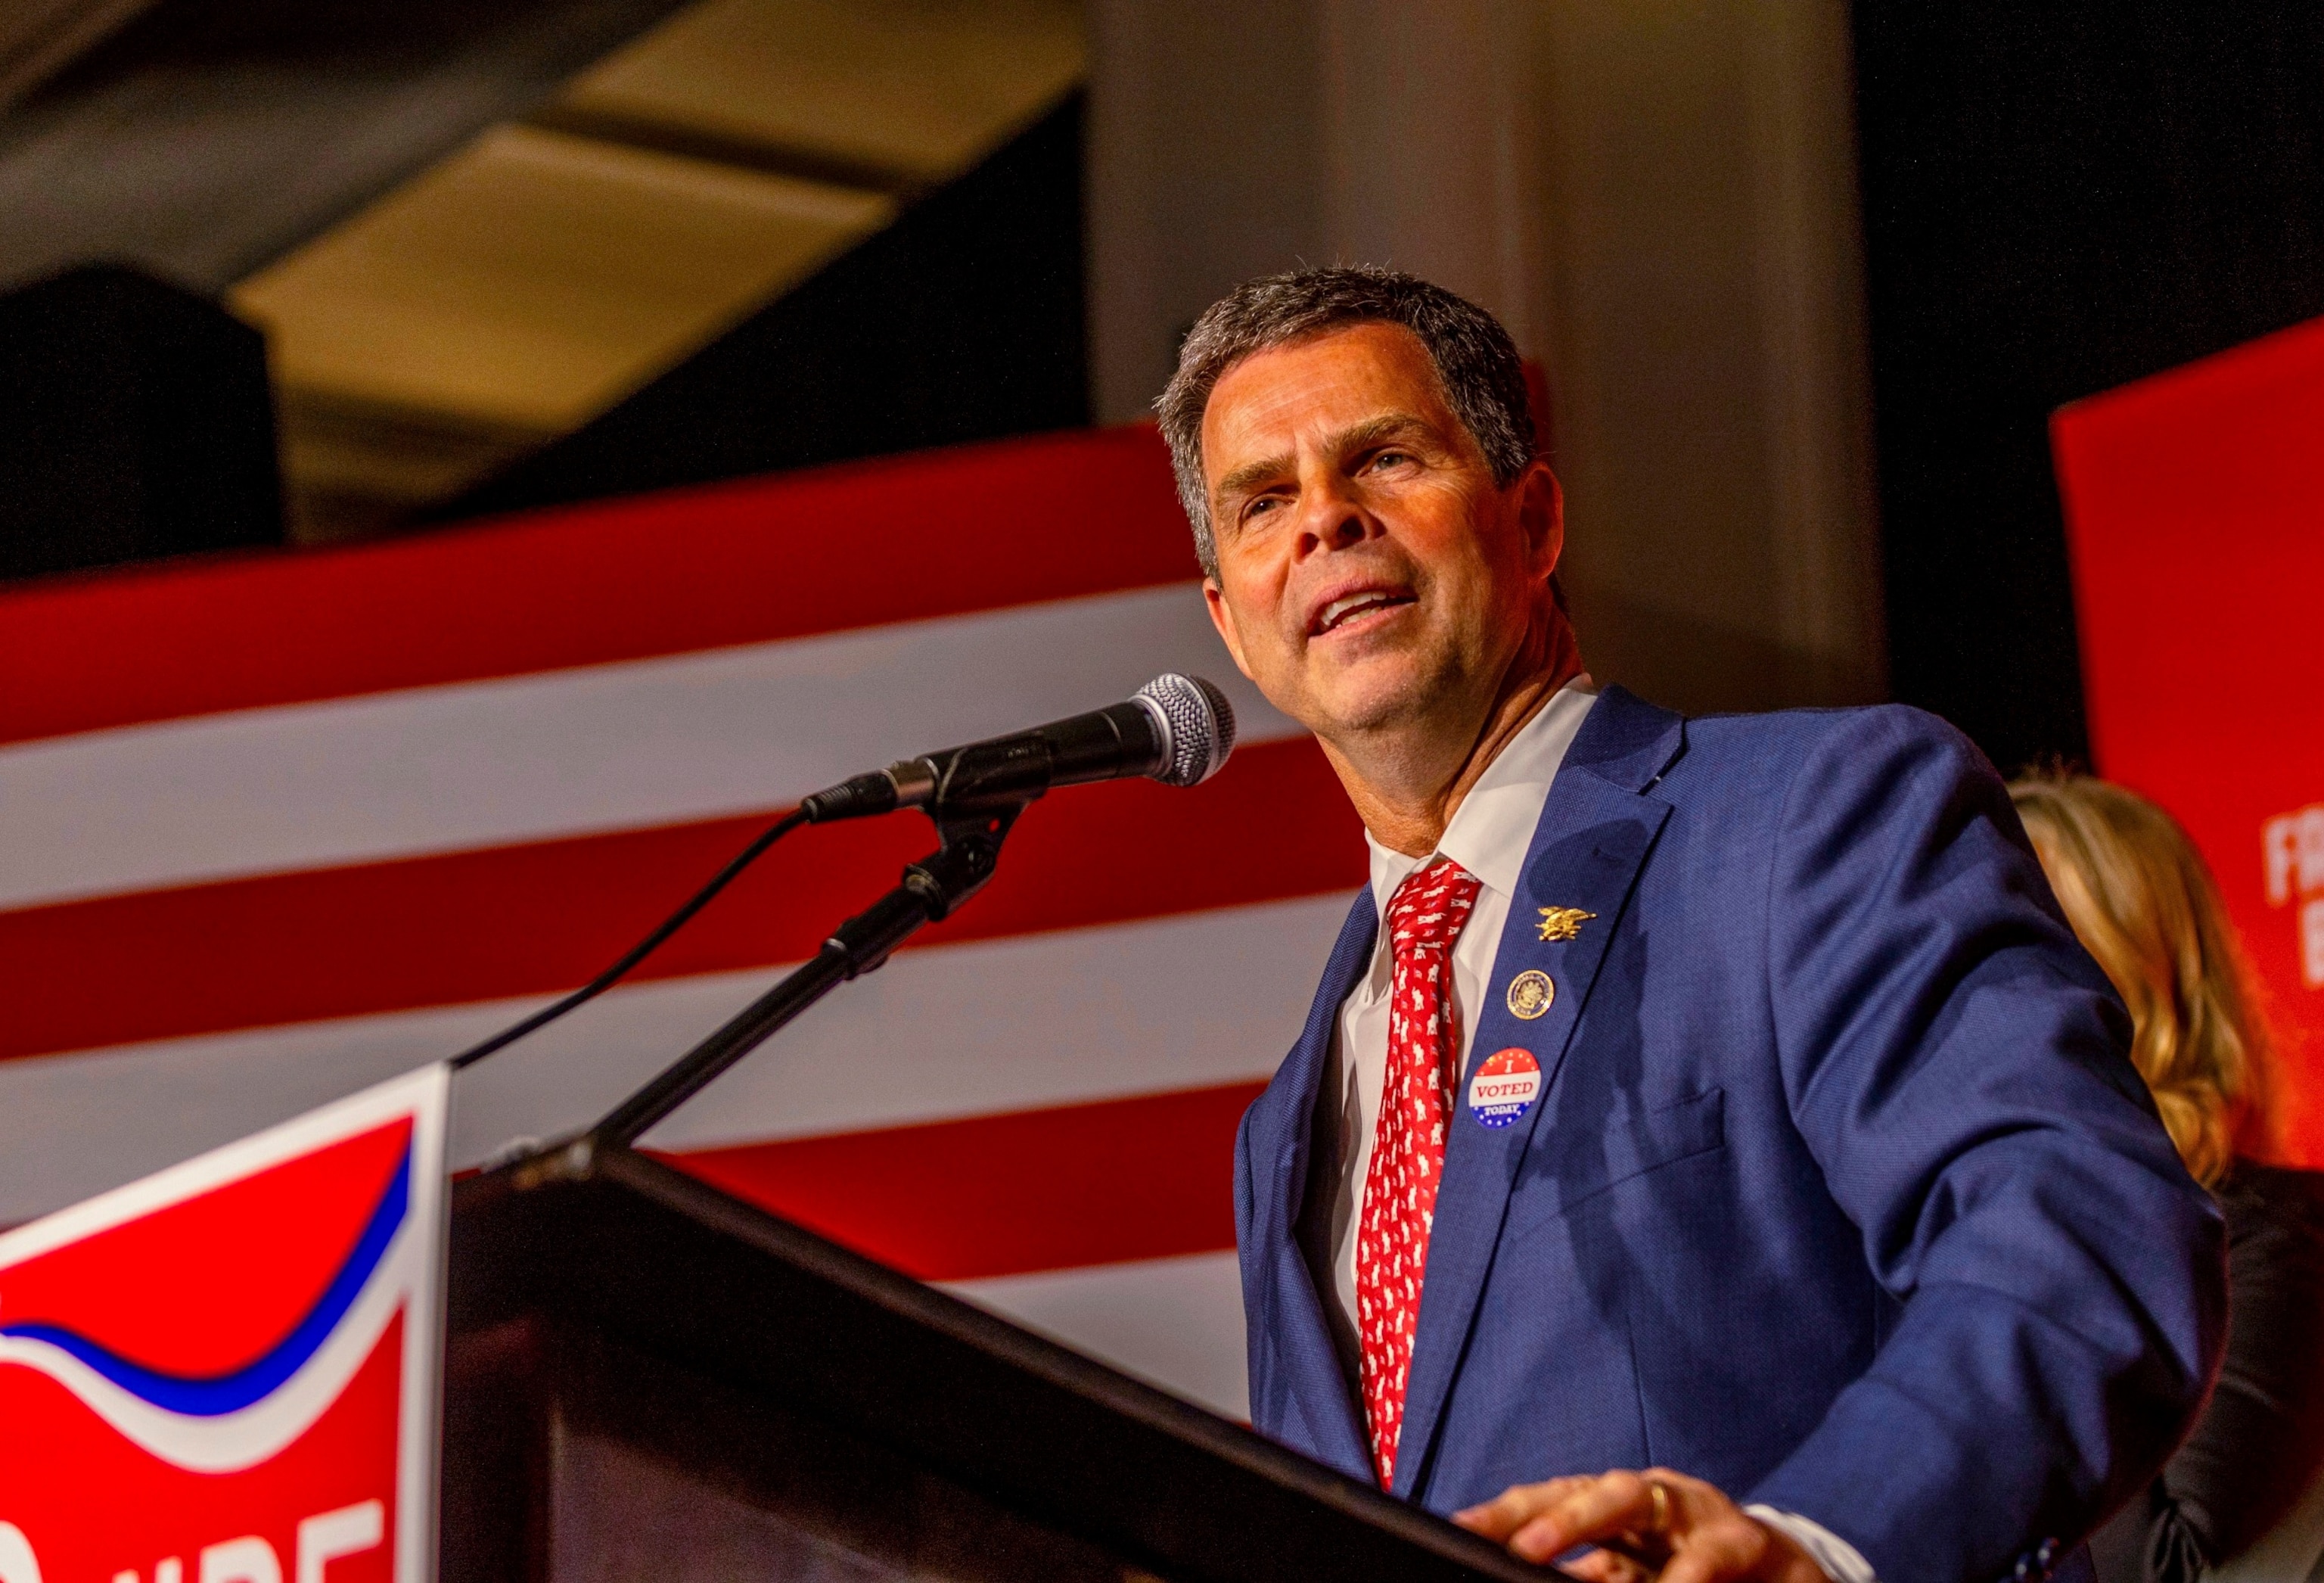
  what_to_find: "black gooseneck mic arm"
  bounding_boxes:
[551,671,1236,1164]
[583,801,1018,1153]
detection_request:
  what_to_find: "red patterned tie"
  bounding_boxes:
[1356,856,1482,1488]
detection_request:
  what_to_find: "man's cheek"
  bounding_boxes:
[1210,587,1291,694]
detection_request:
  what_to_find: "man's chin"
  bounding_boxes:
[1303,670,1440,739]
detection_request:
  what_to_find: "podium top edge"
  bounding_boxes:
[449,1144,1568,1583]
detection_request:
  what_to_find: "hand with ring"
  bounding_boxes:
[1452,1467,1828,1583]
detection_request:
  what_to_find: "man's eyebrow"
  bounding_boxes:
[1328,412,1433,457]
[1213,449,1295,512]
[1210,412,1437,517]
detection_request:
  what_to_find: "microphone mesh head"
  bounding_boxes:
[1136,673,1237,786]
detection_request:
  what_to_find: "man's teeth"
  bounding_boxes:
[1321,592,1400,630]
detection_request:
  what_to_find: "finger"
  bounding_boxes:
[1640,1467,1721,1531]
[1506,1472,1660,1563]
[1566,1547,1657,1583]
[1659,1517,1769,1583]
[1512,1518,1664,1568]
[1451,1483,1538,1538]
[1454,1476,1595,1540]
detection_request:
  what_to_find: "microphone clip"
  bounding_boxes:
[901,801,1022,925]
[793,741,1049,826]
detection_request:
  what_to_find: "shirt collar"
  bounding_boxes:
[1365,676,1600,918]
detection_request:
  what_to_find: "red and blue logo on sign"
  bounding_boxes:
[0,1067,447,1583]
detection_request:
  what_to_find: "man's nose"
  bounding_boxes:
[1295,481,1375,558]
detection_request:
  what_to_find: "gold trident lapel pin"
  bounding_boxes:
[1536,907,1597,943]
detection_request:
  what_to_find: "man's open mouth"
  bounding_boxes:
[1311,589,1416,636]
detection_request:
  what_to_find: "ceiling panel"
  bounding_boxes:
[558,0,1085,185]
[231,122,893,432]
[187,0,1085,541]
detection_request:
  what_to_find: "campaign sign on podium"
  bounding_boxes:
[0,1065,450,1583]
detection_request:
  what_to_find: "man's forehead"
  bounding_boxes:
[1201,322,1455,477]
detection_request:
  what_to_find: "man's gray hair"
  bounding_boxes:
[1154,266,1539,577]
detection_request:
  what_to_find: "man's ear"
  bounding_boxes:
[1203,578,1259,682]
[1518,461,1565,582]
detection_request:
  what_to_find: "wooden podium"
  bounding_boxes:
[440,1142,1556,1583]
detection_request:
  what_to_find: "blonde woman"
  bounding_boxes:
[2011,773,2324,1583]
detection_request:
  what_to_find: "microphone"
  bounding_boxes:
[800,673,1238,823]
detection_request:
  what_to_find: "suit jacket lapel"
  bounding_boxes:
[1249,890,1376,1479]
[1391,687,1684,1498]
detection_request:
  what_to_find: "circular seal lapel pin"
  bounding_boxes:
[1505,969,1555,1020]
[1468,1047,1543,1129]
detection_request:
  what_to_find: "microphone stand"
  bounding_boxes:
[555,800,1024,1168]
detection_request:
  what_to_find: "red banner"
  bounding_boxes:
[2053,315,2324,1166]
[0,1068,449,1581]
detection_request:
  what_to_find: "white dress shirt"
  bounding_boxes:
[1317,676,1876,1583]
[1323,677,1600,1329]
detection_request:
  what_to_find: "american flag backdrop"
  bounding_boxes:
[0,426,1366,1418]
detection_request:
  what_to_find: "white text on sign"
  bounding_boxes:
[2262,804,2324,987]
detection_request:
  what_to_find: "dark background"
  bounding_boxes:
[1851,1,2324,771]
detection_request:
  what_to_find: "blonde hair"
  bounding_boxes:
[2010,772,2275,1186]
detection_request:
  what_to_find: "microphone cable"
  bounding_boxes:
[447,807,810,1070]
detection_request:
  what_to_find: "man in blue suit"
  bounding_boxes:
[1154,269,2223,1583]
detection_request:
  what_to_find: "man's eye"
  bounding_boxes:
[1370,449,1414,471]
[1244,496,1284,519]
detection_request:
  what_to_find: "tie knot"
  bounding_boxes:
[1384,857,1482,959]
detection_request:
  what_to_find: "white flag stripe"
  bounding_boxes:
[0,583,1294,913]
[0,896,1344,1226]
[946,1249,1249,1420]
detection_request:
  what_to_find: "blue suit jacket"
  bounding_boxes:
[1234,688,2225,1583]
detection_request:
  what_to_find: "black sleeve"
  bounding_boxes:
[2142,1165,2324,1582]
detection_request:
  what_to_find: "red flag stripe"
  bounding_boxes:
[0,897,1346,1227]
[662,1081,1265,1283]
[0,736,1363,1063]
[0,582,1288,914]
[0,426,1192,748]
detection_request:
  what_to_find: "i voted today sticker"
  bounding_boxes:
[1468,1047,1543,1129]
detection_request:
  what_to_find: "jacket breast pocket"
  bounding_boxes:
[1507,1087,1727,1229]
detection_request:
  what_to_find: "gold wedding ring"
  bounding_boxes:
[1645,1478,1671,1536]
